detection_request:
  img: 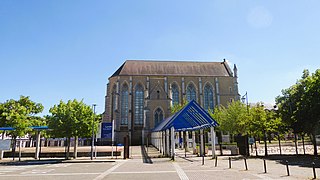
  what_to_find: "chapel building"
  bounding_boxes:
[103,60,240,145]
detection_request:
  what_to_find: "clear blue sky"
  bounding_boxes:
[1,1,320,115]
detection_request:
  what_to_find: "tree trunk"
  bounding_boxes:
[18,137,22,161]
[254,136,258,156]
[268,133,272,143]
[73,136,78,159]
[29,137,33,147]
[264,132,268,156]
[302,134,305,155]
[12,136,16,160]
[294,133,298,155]
[278,134,282,155]
[312,133,318,156]
[66,137,71,159]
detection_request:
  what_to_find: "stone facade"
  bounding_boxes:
[103,60,240,145]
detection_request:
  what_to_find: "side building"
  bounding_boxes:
[103,60,240,145]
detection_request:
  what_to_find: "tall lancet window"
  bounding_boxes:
[112,85,117,112]
[154,108,163,127]
[134,84,144,125]
[171,83,179,105]
[186,83,196,102]
[204,84,214,111]
[121,84,129,125]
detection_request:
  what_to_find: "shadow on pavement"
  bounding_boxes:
[140,146,153,164]
[253,154,320,168]
[0,159,116,166]
[0,159,63,166]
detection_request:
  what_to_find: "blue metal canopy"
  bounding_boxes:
[0,127,15,131]
[30,126,49,130]
[0,126,49,131]
[152,100,219,132]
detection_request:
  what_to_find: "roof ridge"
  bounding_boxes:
[125,60,222,63]
[111,60,232,77]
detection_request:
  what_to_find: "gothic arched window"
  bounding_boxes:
[134,84,144,125]
[121,84,129,125]
[204,84,214,111]
[112,85,117,112]
[171,83,179,105]
[154,108,163,127]
[186,83,196,102]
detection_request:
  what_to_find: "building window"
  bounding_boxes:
[121,84,129,125]
[186,83,196,102]
[154,108,163,127]
[204,84,214,111]
[134,84,144,125]
[171,83,179,105]
[112,85,117,112]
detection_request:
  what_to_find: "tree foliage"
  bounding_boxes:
[0,96,43,137]
[47,99,99,159]
[170,99,188,114]
[211,101,249,135]
[47,99,98,138]
[276,69,320,155]
[276,69,320,135]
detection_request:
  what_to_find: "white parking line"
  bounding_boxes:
[172,162,189,180]
[112,170,176,174]
[93,160,126,180]
[0,172,100,177]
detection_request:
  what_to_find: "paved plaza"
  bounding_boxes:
[0,146,319,180]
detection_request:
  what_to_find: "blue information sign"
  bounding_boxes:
[101,122,112,139]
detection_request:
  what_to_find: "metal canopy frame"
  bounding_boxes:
[30,126,49,130]
[0,127,15,131]
[152,100,219,132]
[0,126,49,131]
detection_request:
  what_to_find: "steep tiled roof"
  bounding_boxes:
[111,60,233,77]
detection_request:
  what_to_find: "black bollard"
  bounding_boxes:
[202,155,204,165]
[229,157,232,169]
[312,162,316,179]
[286,160,290,176]
[264,159,267,173]
[215,156,218,167]
[244,158,248,170]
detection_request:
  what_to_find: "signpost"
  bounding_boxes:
[0,127,15,160]
[0,140,11,150]
[101,121,114,158]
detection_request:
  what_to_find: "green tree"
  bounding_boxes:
[276,69,320,155]
[212,101,249,136]
[303,69,320,155]
[170,99,188,114]
[0,96,43,160]
[47,99,98,159]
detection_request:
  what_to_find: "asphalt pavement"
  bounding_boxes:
[0,146,319,180]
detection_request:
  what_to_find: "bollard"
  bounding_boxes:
[215,156,218,167]
[312,162,316,179]
[202,155,204,165]
[244,158,248,170]
[229,157,232,169]
[263,159,267,173]
[286,160,290,176]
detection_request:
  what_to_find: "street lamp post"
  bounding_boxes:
[241,91,249,112]
[91,104,96,160]
[241,91,251,156]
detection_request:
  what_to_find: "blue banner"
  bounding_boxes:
[101,122,112,139]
